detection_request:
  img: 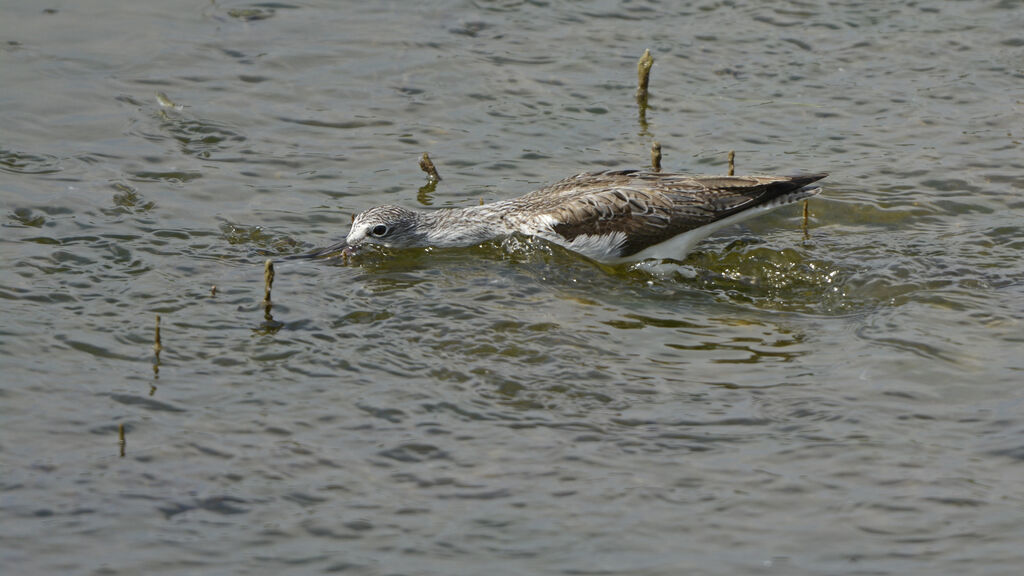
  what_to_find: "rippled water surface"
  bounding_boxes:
[3,1,1023,574]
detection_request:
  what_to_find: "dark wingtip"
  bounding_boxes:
[789,172,828,188]
[757,172,826,204]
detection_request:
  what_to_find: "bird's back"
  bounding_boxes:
[503,169,826,261]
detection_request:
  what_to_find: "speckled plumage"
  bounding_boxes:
[340,169,826,263]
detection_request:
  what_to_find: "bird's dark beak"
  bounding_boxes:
[302,239,359,259]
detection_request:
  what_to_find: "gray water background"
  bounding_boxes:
[2,1,1023,574]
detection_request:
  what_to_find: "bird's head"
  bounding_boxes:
[346,205,425,248]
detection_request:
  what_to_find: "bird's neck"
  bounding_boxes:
[417,204,512,247]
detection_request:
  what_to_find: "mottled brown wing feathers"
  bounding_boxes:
[519,170,825,257]
[546,185,674,248]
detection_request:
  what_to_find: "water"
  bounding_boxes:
[2,1,1023,574]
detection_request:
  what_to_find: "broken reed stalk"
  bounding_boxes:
[263,259,275,304]
[152,314,162,380]
[802,199,810,236]
[636,49,654,104]
[419,152,441,183]
[153,314,163,353]
[728,150,735,176]
[258,259,283,332]
[650,141,662,172]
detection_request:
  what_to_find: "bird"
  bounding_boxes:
[317,169,826,263]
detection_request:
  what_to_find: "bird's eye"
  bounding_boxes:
[370,224,389,237]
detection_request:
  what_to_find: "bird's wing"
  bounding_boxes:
[510,170,820,257]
